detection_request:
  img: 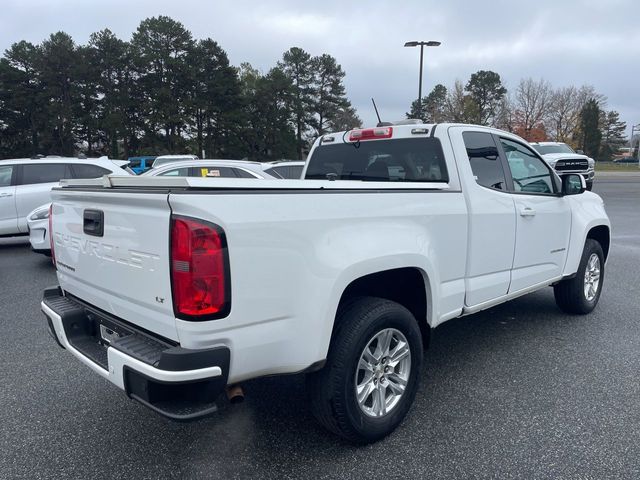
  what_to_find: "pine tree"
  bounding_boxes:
[579,99,602,158]
[0,41,43,157]
[278,47,314,159]
[464,70,507,126]
[131,16,194,154]
[310,54,349,137]
[406,84,448,122]
[599,110,626,161]
[188,39,243,158]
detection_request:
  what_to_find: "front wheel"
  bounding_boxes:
[306,297,423,443]
[554,239,604,314]
[586,180,594,191]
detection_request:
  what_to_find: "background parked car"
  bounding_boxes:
[613,156,639,163]
[0,156,131,237]
[150,154,199,169]
[263,161,306,179]
[27,203,51,255]
[143,159,280,179]
[127,156,156,174]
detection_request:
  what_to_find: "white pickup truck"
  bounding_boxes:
[42,122,610,443]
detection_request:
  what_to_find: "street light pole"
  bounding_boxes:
[404,40,441,120]
[418,44,424,116]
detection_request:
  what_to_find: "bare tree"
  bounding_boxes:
[494,93,515,132]
[444,80,477,123]
[513,78,551,137]
[546,86,579,142]
[546,85,607,143]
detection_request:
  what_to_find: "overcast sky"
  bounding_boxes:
[1,0,637,135]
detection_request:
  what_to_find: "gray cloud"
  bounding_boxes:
[1,0,637,133]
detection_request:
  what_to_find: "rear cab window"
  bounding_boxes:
[305,137,449,183]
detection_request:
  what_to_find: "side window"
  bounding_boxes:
[233,168,259,178]
[263,167,284,179]
[71,164,111,179]
[194,166,238,178]
[269,165,303,179]
[499,138,555,194]
[20,164,72,185]
[0,165,14,187]
[158,167,190,176]
[463,132,507,190]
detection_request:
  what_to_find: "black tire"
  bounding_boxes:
[306,297,423,443]
[554,239,604,314]
[586,180,593,191]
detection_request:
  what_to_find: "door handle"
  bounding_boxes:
[519,207,536,217]
[0,193,13,198]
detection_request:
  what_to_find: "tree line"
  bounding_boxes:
[408,71,627,160]
[0,16,361,161]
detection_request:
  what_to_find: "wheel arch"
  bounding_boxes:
[587,224,610,261]
[330,266,434,351]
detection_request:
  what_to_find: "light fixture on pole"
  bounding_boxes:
[404,40,441,119]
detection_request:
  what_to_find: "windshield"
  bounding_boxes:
[532,144,575,155]
[305,137,449,182]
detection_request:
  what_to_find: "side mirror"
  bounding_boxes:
[561,173,586,195]
[576,149,584,155]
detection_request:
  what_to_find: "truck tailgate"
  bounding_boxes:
[50,188,178,341]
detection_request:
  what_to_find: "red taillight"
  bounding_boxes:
[349,127,393,142]
[48,204,55,266]
[170,216,230,320]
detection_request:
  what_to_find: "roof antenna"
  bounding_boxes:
[372,98,393,127]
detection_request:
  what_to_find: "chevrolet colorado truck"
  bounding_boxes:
[41,123,610,443]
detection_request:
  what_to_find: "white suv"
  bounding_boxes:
[0,156,131,237]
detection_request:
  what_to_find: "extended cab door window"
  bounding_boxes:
[462,132,508,191]
[498,138,556,195]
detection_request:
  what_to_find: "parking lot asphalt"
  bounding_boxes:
[1,176,639,479]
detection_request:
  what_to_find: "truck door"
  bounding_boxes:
[496,136,572,292]
[451,128,517,307]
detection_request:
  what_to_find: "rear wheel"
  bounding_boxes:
[306,297,423,443]
[554,239,604,314]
